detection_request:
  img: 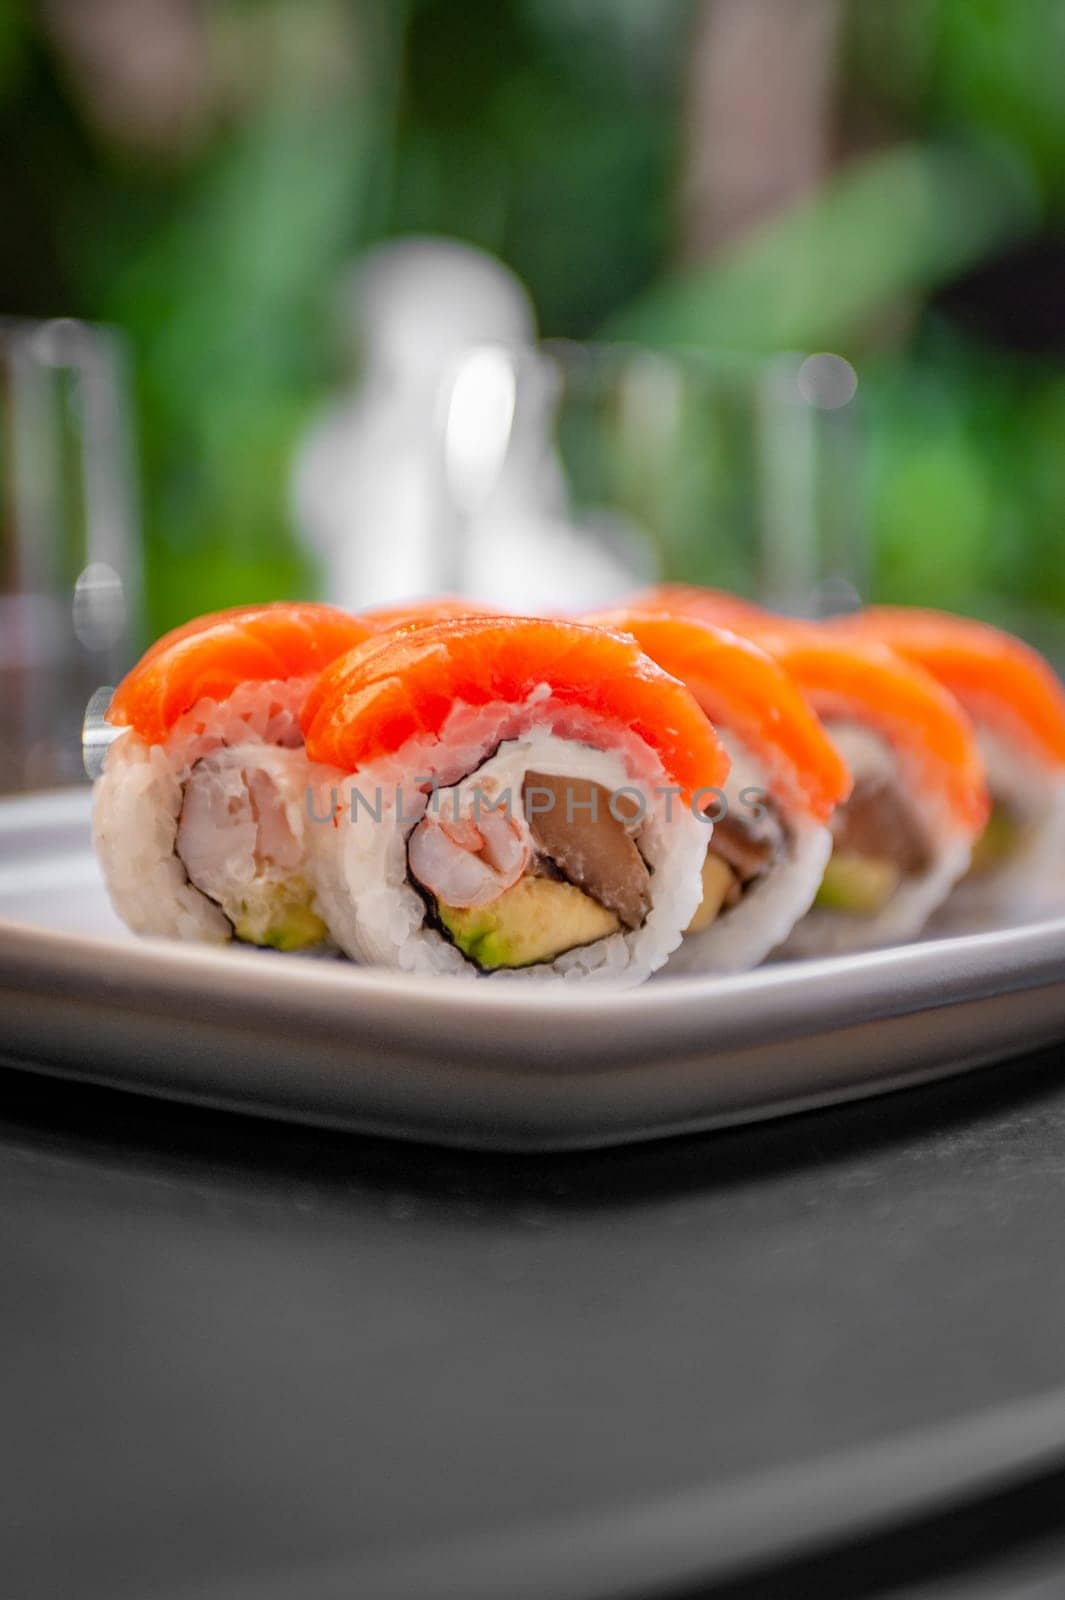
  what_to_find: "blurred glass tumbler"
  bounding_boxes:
[436,339,869,616]
[0,318,142,792]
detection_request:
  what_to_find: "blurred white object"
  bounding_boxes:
[292,237,645,613]
[292,237,537,609]
[447,343,646,611]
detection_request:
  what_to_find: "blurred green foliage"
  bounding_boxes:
[2,0,1064,634]
[608,141,1039,353]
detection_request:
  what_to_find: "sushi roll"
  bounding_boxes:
[830,607,1065,922]
[94,602,371,949]
[301,616,729,984]
[636,588,989,954]
[585,608,851,972]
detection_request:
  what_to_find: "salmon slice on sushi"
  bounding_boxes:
[635,587,989,954]
[94,601,372,950]
[360,595,503,633]
[828,606,1065,922]
[585,607,851,972]
[302,616,729,984]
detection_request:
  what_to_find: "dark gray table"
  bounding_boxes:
[3,1045,1065,1600]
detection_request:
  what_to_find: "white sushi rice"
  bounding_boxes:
[665,734,832,975]
[308,691,709,985]
[935,724,1065,927]
[781,722,972,957]
[93,677,324,944]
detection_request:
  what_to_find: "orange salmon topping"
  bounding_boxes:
[361,596,504,633]
[633,588,989,834]
[303,615,730,802]
[587,608,851,824]
[831,606,1065,768]
[108,602,372,747]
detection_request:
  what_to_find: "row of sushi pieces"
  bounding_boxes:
[93,587,1065,986]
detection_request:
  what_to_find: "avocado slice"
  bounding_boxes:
[969,802,1023,876]
[438,877,621,970]
[232,880,330,951]
[685,851,737,934]
[814,852,900,914]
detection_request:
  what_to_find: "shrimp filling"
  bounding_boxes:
[176,746,328,950]
[406,748,654,971]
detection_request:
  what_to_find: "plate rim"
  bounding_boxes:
[4,785,1065,1148]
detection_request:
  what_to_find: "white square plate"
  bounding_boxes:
[1,788,1062,1149]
